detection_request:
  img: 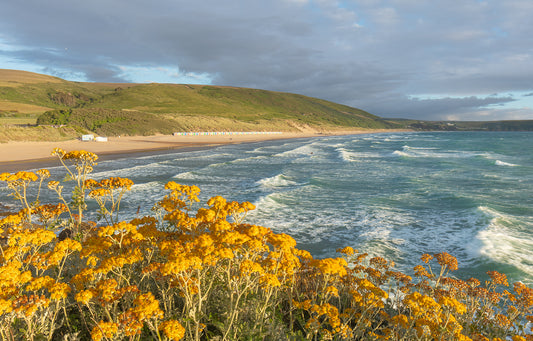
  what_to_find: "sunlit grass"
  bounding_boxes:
[0,126,85,143]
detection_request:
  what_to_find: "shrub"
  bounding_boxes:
[0,149,532,340]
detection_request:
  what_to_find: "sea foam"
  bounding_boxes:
[495,160,518,167]
[257,174,298,189]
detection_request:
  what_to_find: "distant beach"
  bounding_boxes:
[0,129,402,172]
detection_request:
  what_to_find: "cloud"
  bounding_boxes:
[358,94,518,121]
[0,0,532,121]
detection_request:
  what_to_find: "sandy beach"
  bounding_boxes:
[0,129,401,172]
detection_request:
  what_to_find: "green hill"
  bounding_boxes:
[388,119,533,132]
[0,69,398,139]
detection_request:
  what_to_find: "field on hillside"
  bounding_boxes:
[0,69,398,141]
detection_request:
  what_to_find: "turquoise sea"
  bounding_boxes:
[3,131,533,284]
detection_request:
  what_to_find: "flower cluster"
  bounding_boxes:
[0,149,532,340]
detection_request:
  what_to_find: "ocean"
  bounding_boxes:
[3,131,533,284]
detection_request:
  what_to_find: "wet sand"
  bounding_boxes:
[0,130,402,172]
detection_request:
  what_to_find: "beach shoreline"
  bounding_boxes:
[0,129,408,172]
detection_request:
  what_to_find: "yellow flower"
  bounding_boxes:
[97,224,116,237]
[8,227,56,247]
[132,292,163,321]
[513,282,533,308]
[325,285,339,297]
[207,195,226,208]
[0,172,10,181]
[414,265,433,278]
[214,247,235,260]
[294,249,313,261]
[240,201,256,211]
[63,150,98,162]
[36,168,50,178]
[50,282,71,300]
[51,148,66,157]
[33,203,68,223]
[47,180,61,191]
[403,292,441,317]
[260,274,281,287]
[26,276,54,291]
[0,298,13,315]
[75,289,96,305]
[12,171,38,182]
[0,213,23,228]
[196,234,214,249]
[88,188,111,197]
[159,320,186,340]
[438,296,467,315]
[196,208,216,222]
[210,220,232,232]
[91,321,118,341]
[487,270,509,286]
[310,258,348,277]
[120,310,144,336]
[390,314,409,329]
[96,278,118,303]
[267,233,297,250]
[434,252,458,271]
[45,238,82,266]
[12,294,50,318]
[240,260,264,276]
[337,246,356,256]
[421,253,433,264]
[0,261,32,290]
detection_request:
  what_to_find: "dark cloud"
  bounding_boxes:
[1,0,533,120]
[357,95,517,121]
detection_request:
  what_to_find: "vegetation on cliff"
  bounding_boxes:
[0,70,397,140]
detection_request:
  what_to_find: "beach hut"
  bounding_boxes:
[95,136,108,142]
[81,134,94,142]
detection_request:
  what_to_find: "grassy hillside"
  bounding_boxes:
[0,69,398,140]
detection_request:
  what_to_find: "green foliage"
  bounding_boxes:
[37,109,73,125]
[0,82,103,111]
[38,108,182,136]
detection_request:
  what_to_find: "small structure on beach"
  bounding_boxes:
[94,136,108,142]
[81,134,94,142]
[173,131,283,136]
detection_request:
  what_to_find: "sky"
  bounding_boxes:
[1,0,533,121]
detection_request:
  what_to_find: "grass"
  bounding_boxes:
[0,125,86,143]
[0,100,52,115]
[0,69,64,87]
[0,70,399,141]
[0,114,40,125]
